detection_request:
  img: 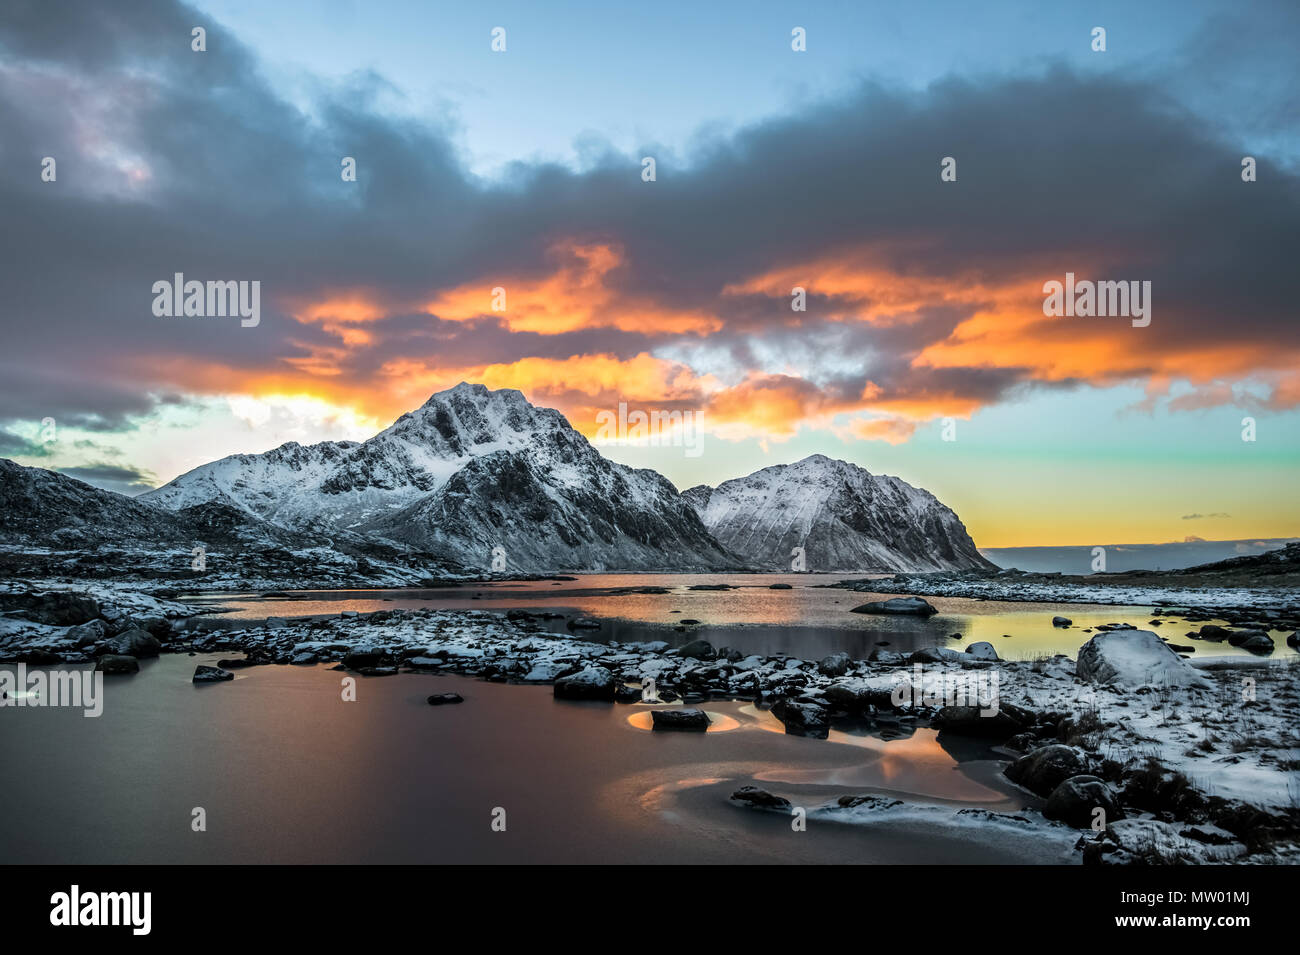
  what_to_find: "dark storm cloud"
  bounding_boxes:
[57,463,156,495]
[0,0,1297,433]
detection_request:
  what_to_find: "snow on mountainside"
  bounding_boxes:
[682,454,994,572]
[144,383,738,572]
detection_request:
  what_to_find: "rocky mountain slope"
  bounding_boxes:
[142,383,738,573]
[682,454,994,572]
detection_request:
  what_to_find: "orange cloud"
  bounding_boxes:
[424,242,723,335]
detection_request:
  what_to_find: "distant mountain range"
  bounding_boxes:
[2,383,991,575]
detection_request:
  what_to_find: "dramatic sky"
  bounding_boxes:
[1,0,1297,548]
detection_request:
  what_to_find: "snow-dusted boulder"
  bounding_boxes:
[964,641,999,661]
[1075,630,1210,688]
[553,666,616,701]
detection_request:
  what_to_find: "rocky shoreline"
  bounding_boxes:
[2,581,1297,865]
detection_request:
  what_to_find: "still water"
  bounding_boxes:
[183,573,1288,660]
[0,654,1075,864]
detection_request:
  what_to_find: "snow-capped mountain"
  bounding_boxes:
[143,383,738,572]
[682,454,994,572]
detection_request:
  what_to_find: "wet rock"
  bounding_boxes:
[817,651,851,676]
[264,616,289,629]
[1005,744,1088,797]
[19,648,63,664]
[1236,631,1274,654]
[729,786,792,812]
[964,641,999,661]
[193,665,234,683]
[1287,631,1299,648]
[1052,616,1072,627]
[1197,624,1232,642]
[850,596,938,616]
[566,617,602,631]
[2,591,101,626]
[94,654,139,675]
[341,650,388,670]
[688,584,734,591]
[614,684,643,703]
[553,666,616,701]
[66,619,107,648]
[769,699,831,738]
[426,692,464,705]
[101,628,162,659]
[651,708,710,731]
[1044,775,1123,829]
[217,658,261,669]
[934,703,1034,737]
[677,639,715,660]
[768,583,793,589]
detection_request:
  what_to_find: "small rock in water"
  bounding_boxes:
[849,597,938,616]
[964,641,999,661]
[729,786,792,812]
[651,708,710,731]
[94,654,139,675]
[193,665,234,683]
[769,583,793,589]
[566,617,602,631]
[426,692,464,705]
[1051,616,1072,627]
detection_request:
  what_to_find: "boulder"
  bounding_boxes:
[769,699,831,738]
[193,665,234,683]
[1197,624,1232,642]
[1004,744,1088,797]
[964,641,999,661]
[849,597,938,616]
[94,654,139,675]
[101,628,162,659]
[1236,631,1274,654]
[1052,616,1072,627]
[1287,631,1299,648]
[817,651,851,676]
[3,591,100,626]
[1043,775,1124,829]
[677,639,716,660]
[341,650,387,670]
[553,666,617,701]
[566,617,602,631]
[934,703,1034,737]
[651,708,710,731]
[1076,630,1210,688]
[66,619,107,648]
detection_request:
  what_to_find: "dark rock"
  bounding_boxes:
[729,786,792,811]
[614,684,643,703]
[1052,616,1072,627]
[1198,624,1232,642]
[553,666,616,701]
[426,692,464,705]
[1043,775,1124,829]
[193,665,234,683]
[651,708,710,731]
[566,617,602,631]
[768,583,793,589]
[1237,631,1274,654]
[934,703,1034,737]
[850,597,938,616]
[1005,744,1088,797]
[677,639,715,660]
[102,628,162,659]
[817,651,851,676]
[94,654,139,675]
[341,650,387,669]
[769,699,831,738]
[66,619,107,648]
[2,590,101,626]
